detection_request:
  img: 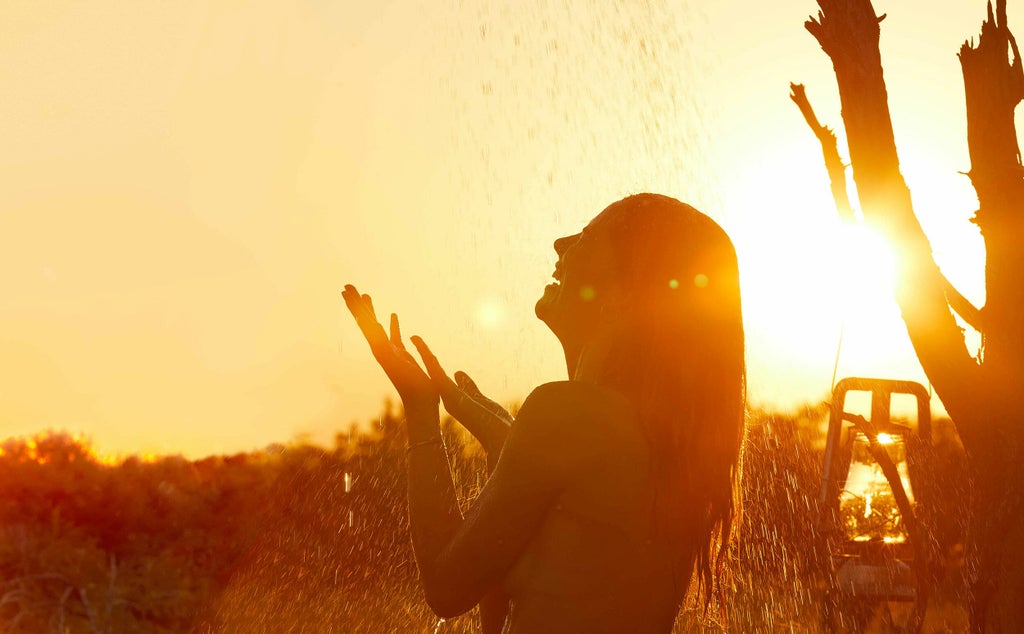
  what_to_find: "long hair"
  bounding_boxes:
[595,193,745,610]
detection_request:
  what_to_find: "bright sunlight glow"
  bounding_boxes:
[475,298,507,330]
[727,139,911,400]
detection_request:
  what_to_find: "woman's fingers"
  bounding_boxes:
[342,285,373,325]
[409,336,437,371]
[341,285,440,408]
[341,285,363,317]
[411,338,502,429]
[342,285,389,354]
[389,313,407,352]
[342,286,375,334]
[408,341,510,457]
[362,293,377,321]
[454,371,482,397]
[344,286,373,324]
[456,371,514,425]
[410,336,458,393]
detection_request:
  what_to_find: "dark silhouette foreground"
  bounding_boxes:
[344,193,745,632]
[797,0,1024,629]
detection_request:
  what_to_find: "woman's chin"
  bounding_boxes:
[535,283,560,318]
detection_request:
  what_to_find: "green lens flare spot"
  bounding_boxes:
[668,279,680,290]
[579,286,596,301]
[694,274,709,289]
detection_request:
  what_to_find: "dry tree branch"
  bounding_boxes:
[790,82,985,334]
[789,83,855,222]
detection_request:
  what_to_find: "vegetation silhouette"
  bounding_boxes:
[795,0,1024,629]
[0,404,972,632]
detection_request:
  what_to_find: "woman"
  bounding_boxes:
[343,193,744,632]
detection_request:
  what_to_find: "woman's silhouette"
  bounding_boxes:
[343,193,744,632]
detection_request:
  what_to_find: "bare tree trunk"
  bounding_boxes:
[958,3,1024,630]
[804,0,983,429]
[802,0,1024,630]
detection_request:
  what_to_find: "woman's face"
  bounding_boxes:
[535,208,621,342]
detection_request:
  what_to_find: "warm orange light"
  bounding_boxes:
[726,116,986,416]
[738,216,905,362]
[474,297,507,330]
[1,431,161,467]
[94,450,160,466]
[840,432,914,543]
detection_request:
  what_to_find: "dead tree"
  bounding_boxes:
[799,0,1024,630]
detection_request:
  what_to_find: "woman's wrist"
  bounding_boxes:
[404,401,442,443]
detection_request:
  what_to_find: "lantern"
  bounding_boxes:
[819,377,932,630]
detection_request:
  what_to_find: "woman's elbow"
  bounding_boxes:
[424,584,477,619]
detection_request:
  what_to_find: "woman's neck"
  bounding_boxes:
[570,332,616,384]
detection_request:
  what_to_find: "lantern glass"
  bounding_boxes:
[838,432,914,543]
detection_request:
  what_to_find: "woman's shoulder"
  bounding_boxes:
[508,381,644,481]
[515,381,635,443]
[524,381,632,410]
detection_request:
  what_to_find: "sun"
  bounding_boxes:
[724,126,989,413]
[724,139,927,403]
[474,297,507,330]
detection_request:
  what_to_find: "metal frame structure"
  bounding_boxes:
[819,377,932,632]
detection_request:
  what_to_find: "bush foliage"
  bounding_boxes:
[0,403,970,632]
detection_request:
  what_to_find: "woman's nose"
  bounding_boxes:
[553,234,580,256]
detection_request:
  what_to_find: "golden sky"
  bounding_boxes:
[0,1,995,457]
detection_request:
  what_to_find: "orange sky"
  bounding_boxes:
[0,1,997,457]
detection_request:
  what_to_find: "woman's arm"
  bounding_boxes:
[408,337,513,631]
[343,286,571,618]
[411,387,571,617]
[403,402,470,612]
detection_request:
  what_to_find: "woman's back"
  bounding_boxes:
[500,381,694,633]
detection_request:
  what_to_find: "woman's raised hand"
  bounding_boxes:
[410,336,512,467]
[342,284,439,411]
